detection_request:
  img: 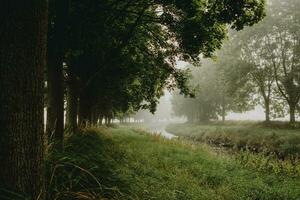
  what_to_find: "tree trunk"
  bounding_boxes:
[221,105,226,122]
[99,115,103,126]
[78,98,84,127]
[105,117,108,125]
[66,73,78,133]
[91,111,98,126]
[46,55,64,149]
[0,1,48,199]
[265,100,270,123]
[289,103,296,123]
[46,0,69,150]
[78,94,92,127]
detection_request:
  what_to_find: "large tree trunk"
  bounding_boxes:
[265,100,270,123]
[0,1,48,199]
[66,73,78,133]
[78,94,92,128]
[289,103,296,123]
[46,0,69,150]
[46,55,64,149]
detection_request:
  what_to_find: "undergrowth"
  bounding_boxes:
[45,128,127,200]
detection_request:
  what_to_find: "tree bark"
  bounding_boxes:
[78,94,92,127]
[46,55,64,149]
[265,100,270,123]
[46,0,69,150]
[66,72,78,133]
[104,116,108,125]
[91,111,96,126]
[0,1,48,199]
[92,110,99,126]
[98,115,103,125]
[289,103,296,123]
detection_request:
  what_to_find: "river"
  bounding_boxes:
[146,123,177,139]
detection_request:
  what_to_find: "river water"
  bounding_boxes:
[146,123,177,139]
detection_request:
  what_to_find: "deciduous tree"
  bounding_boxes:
[0,1,48,198]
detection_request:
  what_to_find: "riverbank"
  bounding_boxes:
[119,122,178,139]
[166,122,300,159]
[46,127,300,199]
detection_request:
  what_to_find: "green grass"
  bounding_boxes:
[166,122,300,159]
[46,128,127,199]
[47,127,300,200]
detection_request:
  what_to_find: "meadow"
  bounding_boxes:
[166,121,300,160]
[45,126,300,200]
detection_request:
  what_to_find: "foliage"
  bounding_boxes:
[229,0,300,122]
[64,0,266,122]
[172,0,300,123]
[171,56,254,122]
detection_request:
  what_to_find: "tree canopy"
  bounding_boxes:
[172,0,300,123]
[64,0,266,127]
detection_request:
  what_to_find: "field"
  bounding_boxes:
[46,126,300,200]
[166,121,300,159]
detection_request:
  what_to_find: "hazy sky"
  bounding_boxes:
[161,94,295,121]
[226,106,266,121]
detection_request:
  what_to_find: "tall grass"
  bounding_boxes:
[45,128,127,200]
[166,122,300,159]
[111,128,300,199]
[45,126,300,199]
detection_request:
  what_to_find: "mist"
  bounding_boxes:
[1,0,299,198]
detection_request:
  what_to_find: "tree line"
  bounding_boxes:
[0,0,265,198]
[172,0,300,123]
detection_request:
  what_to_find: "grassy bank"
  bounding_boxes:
[46,127,300,199]
[166,122,300,159]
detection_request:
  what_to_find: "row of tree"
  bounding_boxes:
[172,0,300,123]
[0,0,265,198]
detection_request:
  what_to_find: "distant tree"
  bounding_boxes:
[192,63,225,122]
[172,58,254,123]
[266,0,300,123]
[235,0,300,122]
[172,92,199,122]
[214,45,256,121]
[236,32,279,122]
[171,64,219,123]
[132,95,172,122]
[0,1,48,199]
